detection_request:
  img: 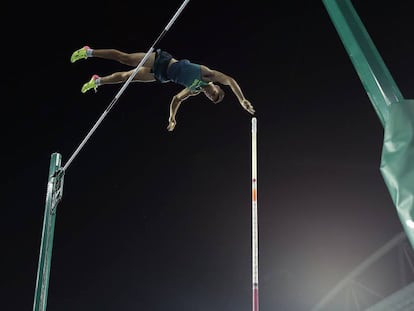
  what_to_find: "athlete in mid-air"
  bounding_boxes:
[71,46,255,131]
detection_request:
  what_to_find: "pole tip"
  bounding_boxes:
[252,117,257,132]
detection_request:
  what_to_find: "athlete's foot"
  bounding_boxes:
[81,75,100,93]
[71,46,90,63]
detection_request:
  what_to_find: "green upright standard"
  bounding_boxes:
[323,0,414,249]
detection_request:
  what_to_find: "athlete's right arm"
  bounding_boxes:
[201,66,255,115]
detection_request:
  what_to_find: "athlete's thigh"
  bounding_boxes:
[128,52,156,67]
[132,67,156,82]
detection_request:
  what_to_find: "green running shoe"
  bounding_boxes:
[81,75,99,93]
[71,46,90,63]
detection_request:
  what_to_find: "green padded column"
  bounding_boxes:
[33,153,65,311]
[380,100,414,246]
[322,0,414,249]
[323,0,403,126]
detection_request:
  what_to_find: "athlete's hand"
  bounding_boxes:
[241,99,255,115]
[167,118,176,132]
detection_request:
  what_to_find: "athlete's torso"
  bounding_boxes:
[152,49,210,91]
[167,59,210,91]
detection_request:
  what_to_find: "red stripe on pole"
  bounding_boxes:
[253,286,259,311]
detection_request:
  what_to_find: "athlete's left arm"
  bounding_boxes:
[202,66,255,115]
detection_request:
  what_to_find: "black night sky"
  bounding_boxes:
[3,1,414,311]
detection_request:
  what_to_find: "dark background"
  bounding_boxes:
[3,1,414,310]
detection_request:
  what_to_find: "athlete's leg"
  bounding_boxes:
[91,50,156,67]
[71,46,157,67]
[100,67,156,84]
[81,67,156,93]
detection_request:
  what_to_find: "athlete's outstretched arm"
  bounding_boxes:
[167,88,199,131]
[202,67,255,115]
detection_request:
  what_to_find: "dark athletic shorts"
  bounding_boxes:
[151,49,173,83]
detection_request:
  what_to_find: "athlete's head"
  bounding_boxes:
[203,83,225,104]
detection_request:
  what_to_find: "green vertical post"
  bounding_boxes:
[322,0,414,249]
[322,0,404,126]
[33,153,65,311]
